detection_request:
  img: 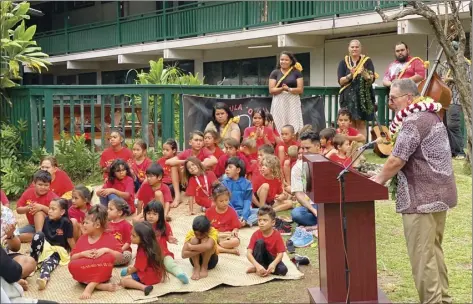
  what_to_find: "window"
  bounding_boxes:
[222,60,240,85]
[294,52,310,86]
[258,56,277,85]
[204,62,223,85]
[57,75,77,85]
[78,72,97,85]
[241,58,259,85]
[102,70,127,85]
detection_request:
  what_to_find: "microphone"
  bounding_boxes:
[357,138,383,151]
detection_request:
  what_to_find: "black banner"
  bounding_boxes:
[182,95,326,147]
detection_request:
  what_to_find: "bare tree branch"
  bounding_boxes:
[375,6,419,21]
[449,0,467,57]
[444,1,449,36]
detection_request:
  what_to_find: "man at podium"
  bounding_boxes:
[372,79,457,304]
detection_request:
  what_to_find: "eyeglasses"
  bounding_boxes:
[389,94,408,102]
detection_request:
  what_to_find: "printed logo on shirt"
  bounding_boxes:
[56,228,64,236]
[114,232,123,243]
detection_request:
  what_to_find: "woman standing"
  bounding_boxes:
[337,40,377,139]
[204,102,241,145]
[269,51,304,134]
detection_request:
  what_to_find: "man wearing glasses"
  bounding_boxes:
[372,79,457,304]
[383,42,426,88]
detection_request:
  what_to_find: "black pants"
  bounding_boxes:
[30,232,60,280]
[445,104,465,156]
[189,253,218,270]
[252,239,288,276]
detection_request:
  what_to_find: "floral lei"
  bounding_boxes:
[388,96,443,199]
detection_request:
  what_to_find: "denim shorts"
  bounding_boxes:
[18,224,35,234]
[131,272,140,282]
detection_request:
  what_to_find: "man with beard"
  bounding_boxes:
[383,42,426,87]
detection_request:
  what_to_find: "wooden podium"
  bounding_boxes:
[303,154,389,303]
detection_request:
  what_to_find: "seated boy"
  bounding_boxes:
[214,138,250,178]
[240,138,257,165]
[276,124,299,167]
[182,215,219,281]
[221,157,256,227]
[283,145,299,190]
[336,109,366,167]
[247,205,288,277]
[16,170,58,243]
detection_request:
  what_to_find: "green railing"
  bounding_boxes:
[4,85,393,156]
[35,1,401,55]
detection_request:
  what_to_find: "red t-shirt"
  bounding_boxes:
[246,152,258,163]
[103,176,136,213]
[185,171,217,208]
[209,146,224,160]
[136,182,172,207]
[337,127,359,144]
[134,246,163,285]
[276,140,299,159]
[68,232,122,283]
[329,154,352,167]
[131,158,152,183]
[157,157,172,184]
[27,169,74,197]
[205,206,241,232]
[247,229,286,257]
[215,151,251,177]
[177,148,212,162]
[383,56,426,81]
[99,147,133,178]
[107,220,132,252]
[68,204,91,224]
[1,190,9,206]
[243,126,276,148]
[251,174,282,203]
[17,188,58,225]
[155,222,174,258]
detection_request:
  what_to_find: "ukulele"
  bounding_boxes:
[370,112,392,158]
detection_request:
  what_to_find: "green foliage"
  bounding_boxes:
[54,133,101,183]
[1,1,50,102]
[0,119,38,197]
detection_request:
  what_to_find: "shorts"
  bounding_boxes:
[18,224,35,234]
[189,253,218,270]
[131,272,141,282]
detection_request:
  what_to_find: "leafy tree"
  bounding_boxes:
[1,1,50,102]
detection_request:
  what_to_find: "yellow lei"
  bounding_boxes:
[220,116,240,138]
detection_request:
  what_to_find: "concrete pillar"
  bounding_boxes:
[310,45,325,86]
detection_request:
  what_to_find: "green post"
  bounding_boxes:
[117,1,121,45]
[141,90,149,146]
[29,93,38,149]
[163,1,168,39]
[378,90,387,126]
[44,89,54,153]
[243,1,248,28]
[278,1,284,22]
[179,94,184,149]
[162,92,173,142]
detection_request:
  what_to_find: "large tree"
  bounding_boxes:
[376,1,472,166]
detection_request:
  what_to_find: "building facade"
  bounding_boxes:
[25,1,471,86]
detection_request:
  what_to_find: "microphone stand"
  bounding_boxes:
[336,144,371,304]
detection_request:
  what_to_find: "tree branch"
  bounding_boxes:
[375,6,419,22]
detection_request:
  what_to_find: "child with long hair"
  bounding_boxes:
[183,157,218,215]
[68,205,123,299]
[97,159,136,213]
[120,221,167,296]
[100,129,133,179]
[265,112,282,144]
[143,201,189,284]
[107,198,133,266]
[30,198,75,290]
[243,108,276,148]
[204,130,224,160]
[329,134,352,167]
[205,184,241,255]
[157,139,179,200]
[69,185,93,241]
[252,155,292,212]
[130,139,152,192]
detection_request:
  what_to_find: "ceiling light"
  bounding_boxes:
[248,45,273,49]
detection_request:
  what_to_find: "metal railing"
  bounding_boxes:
[3,85,394,156]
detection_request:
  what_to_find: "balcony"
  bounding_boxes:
[34,1,401,56]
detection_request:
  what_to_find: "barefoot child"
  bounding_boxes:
[68,205,123,299]
[30,198,75,290]
[204,130,224,160]
[143,201,189,284]
[130,139,152,192]
[182,215,219,280]
[205,184,241,255]
[247,205,288,277]
[97,159,136,213]
[157,139,179,202]
[99,129,133,179]
[107,198,133,266]
[69,185,93,241]
[166,131,218,207]
[329,134,352,167]
[120,222,167,296]
[135,164,172,221]
[16,170,58,243]
[183,157,218,215]
[221,157,256,227]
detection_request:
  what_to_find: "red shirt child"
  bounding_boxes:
[100,147,133,179]
[157,157,172,184]
[27,169,74,198]
[1,190,9,206]
[107,220,132,254]
[155,222,175,259]
[177,148,213,162]
[251,174,282,204]
[205,205,241,232]
[103,176,136,213]
[248,229,286,257]
[17,187,58,225]
[336,127,359,143]
[243,126,276,148]
[68,232,122,283]
[276,140,299,159]
[136,181,172,209]
[329,154,352,167]
[215,151,251,177]
[134,246,163,285]
[185,171,218,208]
[130,157,152,184]
[68,204,92,224]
